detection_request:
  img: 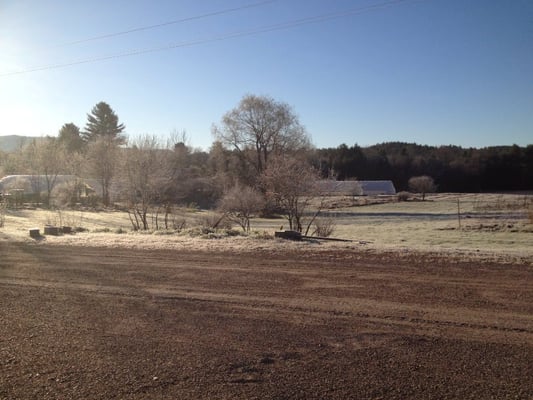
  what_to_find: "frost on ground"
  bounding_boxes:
[1,193,532,266]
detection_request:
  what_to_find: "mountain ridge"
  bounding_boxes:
[0,135,43,152]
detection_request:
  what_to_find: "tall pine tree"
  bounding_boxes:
[82,102,125,144]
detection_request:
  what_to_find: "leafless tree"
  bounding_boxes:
[120,135,173,230]
[12,138,69,207]
[260,155,321,233]
[408,175,436,200]
[86,136,120,206]
[36,138,69,207]
[213,94,311,178]
[218,184,264,232]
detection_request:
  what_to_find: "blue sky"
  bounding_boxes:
[1,0,532,150]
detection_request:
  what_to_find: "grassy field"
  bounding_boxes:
[1,193,531,263]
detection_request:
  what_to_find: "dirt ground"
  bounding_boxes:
[1,241,532,399]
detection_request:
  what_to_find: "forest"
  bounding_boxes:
[315,142,533,193]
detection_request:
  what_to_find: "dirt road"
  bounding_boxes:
[1,242,532,399]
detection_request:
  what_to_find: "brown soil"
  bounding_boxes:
[1,242,532,399]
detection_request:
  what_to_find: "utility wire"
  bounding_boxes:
[59,0,279,46]
[1,0,423,77]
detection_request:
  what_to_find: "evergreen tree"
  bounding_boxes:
[82,102,125,144]
[58,123,84,152]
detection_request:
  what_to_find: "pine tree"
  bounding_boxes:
[82,102,125,144]
[58,123,84,152]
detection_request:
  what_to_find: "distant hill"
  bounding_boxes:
[0,135,41,152]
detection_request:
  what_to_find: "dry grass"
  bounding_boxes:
[1,193,531,264]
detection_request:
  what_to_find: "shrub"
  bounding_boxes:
[92,227,111,233]
[172,217,187,232]
[225,228,242,237]
[251,230,274,240]
[218,184,264,232]
[312,216,336,237]
[397,191,410,202]
[200,213,232,230]
[408,175,436,200]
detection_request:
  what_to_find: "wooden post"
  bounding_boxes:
[29,228,40,238]
[457,198,461,229]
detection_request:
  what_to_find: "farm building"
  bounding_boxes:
[0,175,97,200]
[360,180,396,195]
[317,180,396,196]
[0,175,76,193]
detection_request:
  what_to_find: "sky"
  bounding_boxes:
[0,0,532,150]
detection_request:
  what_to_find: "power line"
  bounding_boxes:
[59,0,279,46]
[1,0,423,77]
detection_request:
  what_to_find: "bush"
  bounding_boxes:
[200,213,232,230]
[251,230,274,240]
[397,191,410,202]
[172,217,187,232]
[312,217,336,237]
[225,228,242,237]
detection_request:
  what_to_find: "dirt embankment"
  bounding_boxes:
[1,242,532,399]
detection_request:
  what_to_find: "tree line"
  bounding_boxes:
[0,95,531,232]
[315,142,533,193]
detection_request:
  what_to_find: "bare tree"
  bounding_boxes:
[218,184,264,232]
[13,138,69,207]
[408,175,436,200]
[36,138,69,207]
[120,135,173,230]
[260,155,321,233]
[213,94,311,178]
[86,136,120,206]
[54,151,88,207]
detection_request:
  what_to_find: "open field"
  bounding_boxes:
[1,243,533,399]
[1,193,531,263]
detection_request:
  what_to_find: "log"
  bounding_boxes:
[274,230,302,241]
[275,230,354,243]
[302,235,354,242]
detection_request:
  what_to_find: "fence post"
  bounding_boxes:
[457,198,461,229]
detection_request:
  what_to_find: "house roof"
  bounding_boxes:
[316,180,396,195]
[359,180,396,195]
